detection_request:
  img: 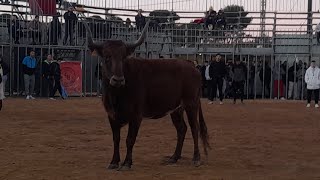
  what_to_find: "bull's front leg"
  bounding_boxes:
[118,118,142,171]
[108,116,121,170]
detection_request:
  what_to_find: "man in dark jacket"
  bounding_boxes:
[49,58,63,100]
[0,55,9,97]
[209,54,226,104]
[41,54,52,97]
[232,57,247,104]
[135,9,146,30]
[63,7,77,45]
[49,13,62,45]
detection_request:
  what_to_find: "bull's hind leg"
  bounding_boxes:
[168,107,187,164]
[185,104,201,167]
[108,116,121,170]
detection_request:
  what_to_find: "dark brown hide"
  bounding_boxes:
[84,20,210,170]
[101,58,210,170]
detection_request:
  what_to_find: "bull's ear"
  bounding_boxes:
[89,43,103,57]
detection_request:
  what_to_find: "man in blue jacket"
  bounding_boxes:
[22,50,37,100]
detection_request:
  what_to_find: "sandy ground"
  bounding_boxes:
[1,98,320,180]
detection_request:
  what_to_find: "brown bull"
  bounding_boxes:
[85,21,210,170]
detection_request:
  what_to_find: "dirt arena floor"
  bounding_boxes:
[1,98,320,180]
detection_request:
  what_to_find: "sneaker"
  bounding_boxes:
[280,97,285,100]
[26,95,30,100]
[49,98,56,100]
[274,97,278,100]
[208,101,213,105]
[316,104,319,108]
[29,96,35,100]
[219,101,224,105]
[307,104,311,108]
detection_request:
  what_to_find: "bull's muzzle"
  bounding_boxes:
[110,75,125,87]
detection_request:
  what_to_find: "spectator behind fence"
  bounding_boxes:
[22,50,37,100]
[231,57,247,104]
[259,61,271,98]
[208,54,226,105]
[215,9,226,29]
[273,61,285,100]
[95,61,103,97]
[28,15,42,45]
[0,56,9,98]
[0,60,4,111]
[7,16,21,44]
[49,13,62,45]
[205,60,211,99]
[63,7,78,45]
[41,55,52,97]
[135,9,146,30]
[287,61,304,100]
[205,6,217,30]
[0,0,10,4]
[316,22,320,45]
[49,58,64,100]
[305,60,320,108]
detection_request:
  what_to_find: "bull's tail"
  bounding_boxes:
[199,100,211,156]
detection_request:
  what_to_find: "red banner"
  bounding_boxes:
[60,61,82,96]
[29,0,57,16]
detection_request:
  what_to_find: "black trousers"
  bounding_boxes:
[41,77,49,97]
[307,89,319,104]
[210,77,224,101]
[63,26,74,45]
[233,81,245,102]
[49,78,63,98]
[317,32,320,44]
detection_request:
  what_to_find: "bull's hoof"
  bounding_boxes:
[167,158,178,164]
[117,164,131,171]
[107,163,119,170]
[118,162,131,171]
[193,160,201,167]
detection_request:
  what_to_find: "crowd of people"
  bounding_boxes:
[7,6,77,45]
[20,50,65,100]
[193,6,227,30]
[195,54,320,107]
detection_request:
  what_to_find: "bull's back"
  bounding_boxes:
[125,58,201,118]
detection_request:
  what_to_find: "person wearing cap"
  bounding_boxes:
[304,60,320,108]
[208,54,226,105]
[231,56,247,104]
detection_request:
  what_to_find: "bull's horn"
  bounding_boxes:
[126,20,150,48]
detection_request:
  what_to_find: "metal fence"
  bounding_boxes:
[0,0,320,99]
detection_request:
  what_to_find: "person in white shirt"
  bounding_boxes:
[304,60,320,108]
[316,23,320,44]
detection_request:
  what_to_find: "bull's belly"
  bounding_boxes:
[143,105,182,119]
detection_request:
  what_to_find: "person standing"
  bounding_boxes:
[49,58,64,100]
[0,62,4,111]
[95,61,103,97]
[0,55,9,98]
[316,22,320,45]
[63,7,77,45]
[273,61,285,100]
[135,9,146,31]
[22,50,37,100]
[231,57,247,104]
[41,55,52,97]
[209,54,226,105]
[305,60,320,108]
